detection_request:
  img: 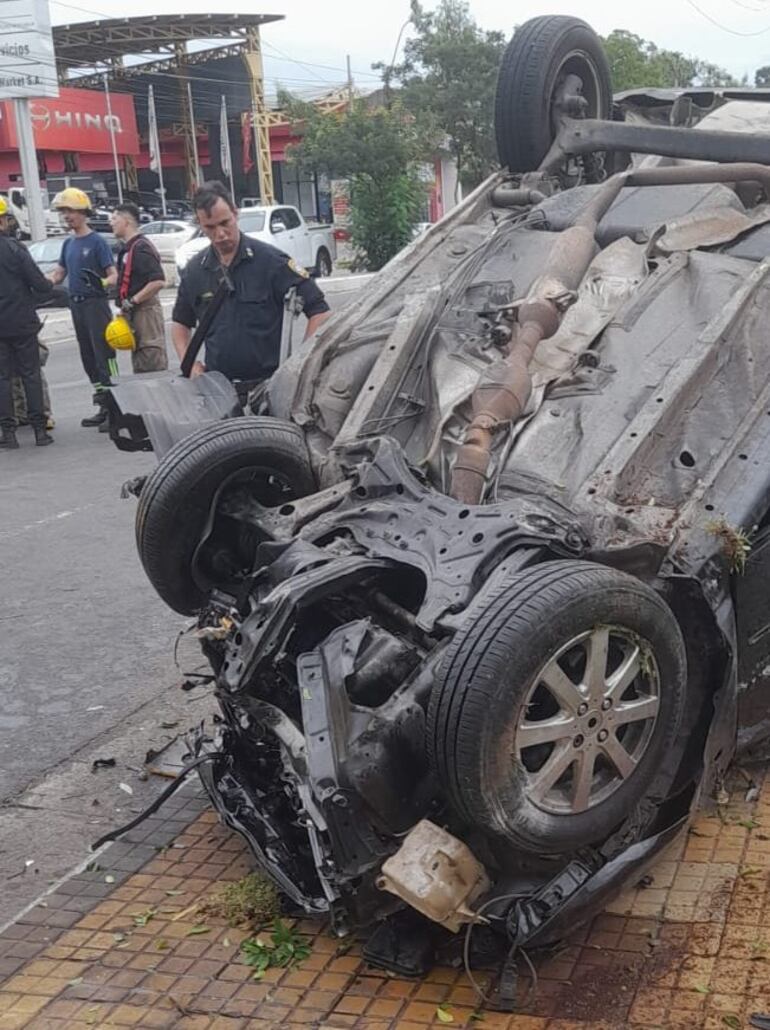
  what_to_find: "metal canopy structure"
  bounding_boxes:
[52,14,284,201]
[53,14,282,70]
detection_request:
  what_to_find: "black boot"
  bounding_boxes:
[0,427,19,449]
[82,392,108,427]
[34,426,54,447]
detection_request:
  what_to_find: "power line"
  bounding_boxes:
[47,0,381,79]
[684,0,770,36]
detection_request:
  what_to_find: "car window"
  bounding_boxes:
[283,208,301,230]
[269,210,288,233]
[238,212,266,233]
[141,222,164,235]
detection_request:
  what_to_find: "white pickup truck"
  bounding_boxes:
[175,204,336,278]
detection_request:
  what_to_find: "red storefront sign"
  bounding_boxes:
[0,87,139,154]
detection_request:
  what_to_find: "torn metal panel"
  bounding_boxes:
[657,204,770,252]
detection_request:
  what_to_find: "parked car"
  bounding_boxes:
[138,219,197,262]
[104,14,770,988]
[27,234,121,307]
[175,205,336,277]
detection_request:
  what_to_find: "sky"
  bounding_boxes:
[46,0,770,94]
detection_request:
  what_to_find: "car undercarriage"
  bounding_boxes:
[109,14,770,1001]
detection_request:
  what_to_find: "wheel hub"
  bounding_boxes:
[514,626,661,815]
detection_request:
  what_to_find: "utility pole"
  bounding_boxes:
[346,54,353,102]
[103,74,123,203]
[13,99,46,241]
[187,82,202,187]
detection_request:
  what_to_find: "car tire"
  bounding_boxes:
[314,247,333,278]
[428,560,687,855]
[136,417,316,615]
[494,16,612,173]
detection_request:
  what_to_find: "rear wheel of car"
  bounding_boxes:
[314,247,333,278]
[428,560,687,855]
[136,417,316,615]
[494,16,612,174]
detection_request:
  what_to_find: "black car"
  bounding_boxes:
[101,13,770,994]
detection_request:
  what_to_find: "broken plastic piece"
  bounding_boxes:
[91,758,116,772]
[362,909,437,977]
[376,819,490,933]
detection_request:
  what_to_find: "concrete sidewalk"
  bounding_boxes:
[1,768,769,1029]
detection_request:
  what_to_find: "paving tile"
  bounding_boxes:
[1,774,768,1029]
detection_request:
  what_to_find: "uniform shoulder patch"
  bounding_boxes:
[287,257,309,279]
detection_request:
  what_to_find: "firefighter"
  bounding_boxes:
[13,341,54,429]
[171,181,331,383]
[0,196,54,448]
[110,203,168,373]
[48,188,118,429]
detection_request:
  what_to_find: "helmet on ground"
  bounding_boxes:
[52,187,91,211]
[105,315,135,351]
[0,196,7,217]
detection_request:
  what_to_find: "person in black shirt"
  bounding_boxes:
[0,198,54,448]
[171,181,330,381]
[110,203,168,373]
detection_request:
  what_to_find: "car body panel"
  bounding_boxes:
[139,219,197,261]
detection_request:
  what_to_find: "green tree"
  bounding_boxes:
[755,65,770,87]
[603,29,737,90]
[379,0,506,194]
[282,93,432,271]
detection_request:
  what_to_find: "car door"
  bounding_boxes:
[140,221,168,258]
[269,208,299,262]
[285,208,313,267]
[163,221,194,259]
[734,525,770,753]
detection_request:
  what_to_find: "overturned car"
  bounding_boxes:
[124,15,770,985]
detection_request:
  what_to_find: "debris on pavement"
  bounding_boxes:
[90,757,116,772]
[200,871,281,927]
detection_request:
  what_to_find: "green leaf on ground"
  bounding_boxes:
[694,984,710,994]
[436,1005,454,1023]
[241,920,313,978]
[722,1016,741,1029]
[186,925,211,936]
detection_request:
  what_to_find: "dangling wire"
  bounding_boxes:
[461,892,536,1007]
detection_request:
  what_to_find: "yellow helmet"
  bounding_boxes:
[105,315,135,351]
[52,187,91,211]
[0,196,8,217]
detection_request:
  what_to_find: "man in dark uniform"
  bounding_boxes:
[171,181,330,383]
[0,196,54,449]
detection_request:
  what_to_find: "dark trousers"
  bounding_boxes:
[0,334,45,430]
[71,297,116,389]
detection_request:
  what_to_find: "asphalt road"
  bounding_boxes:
[0,275,369,804]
